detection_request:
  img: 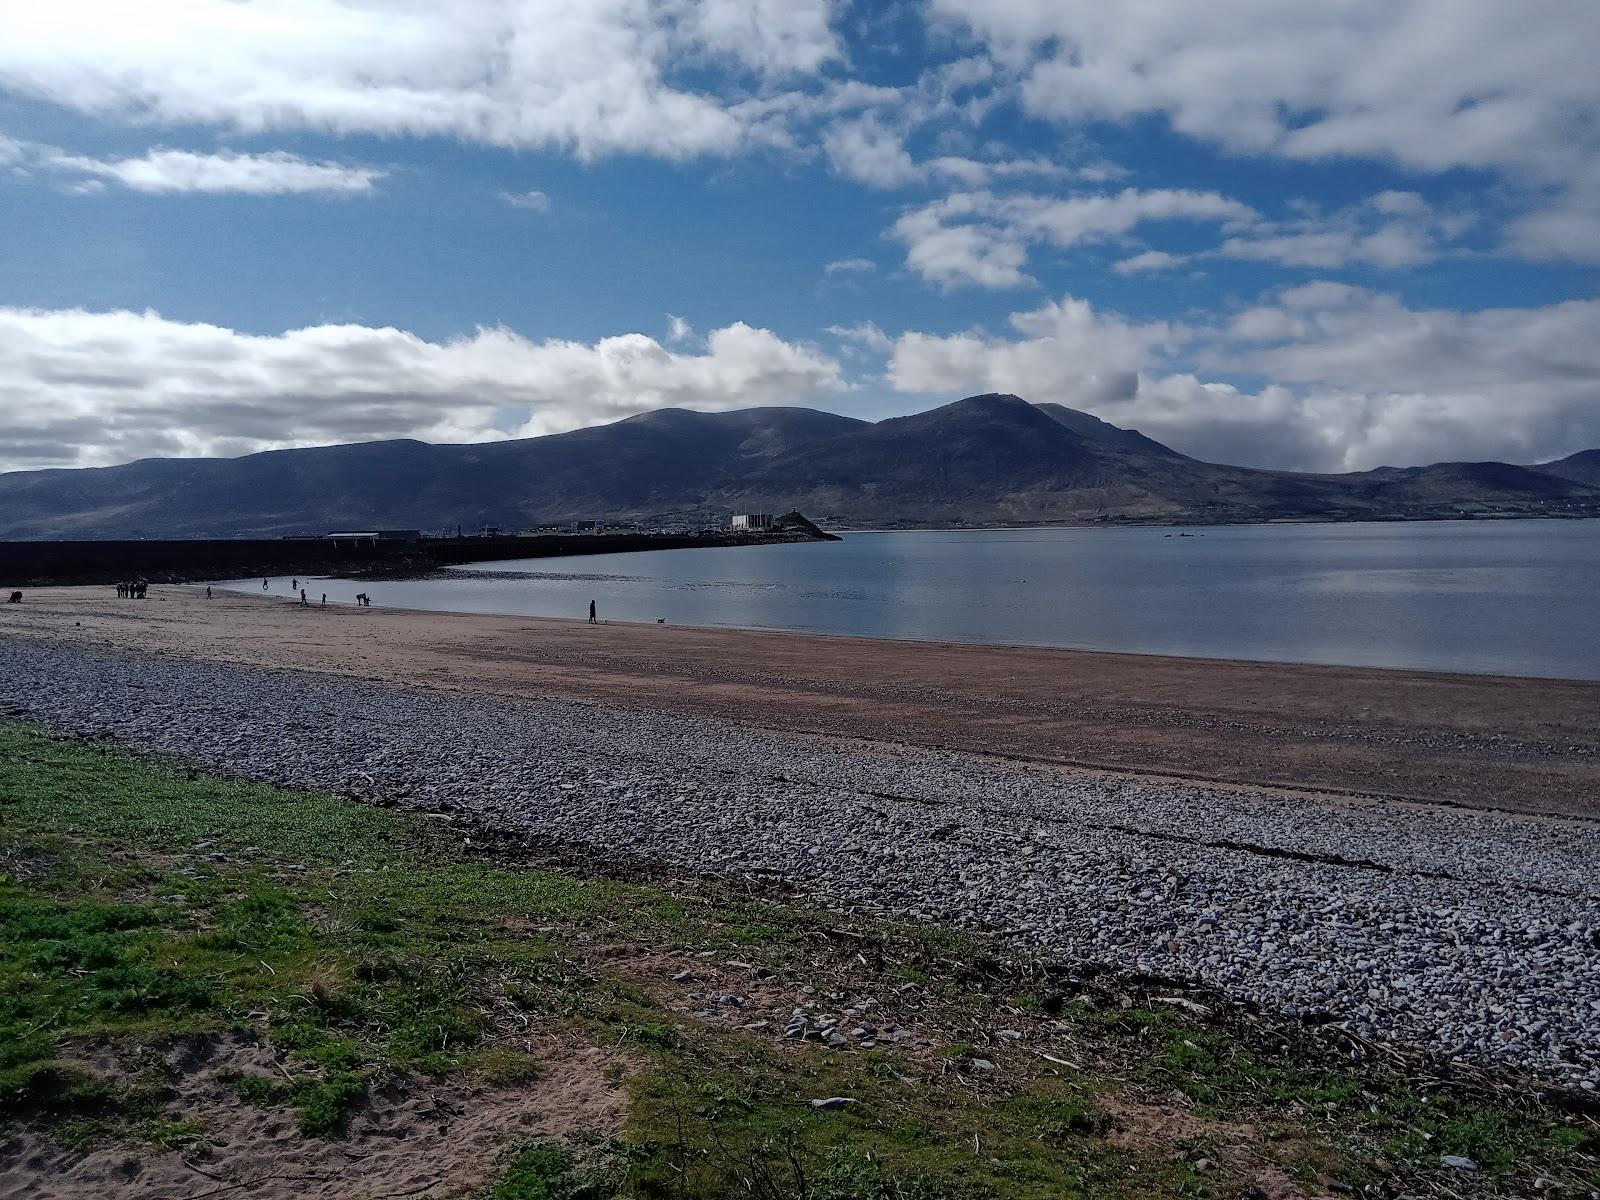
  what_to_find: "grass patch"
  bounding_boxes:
[2,719,1597,1199]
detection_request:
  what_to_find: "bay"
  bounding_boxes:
[220,519,1600,680]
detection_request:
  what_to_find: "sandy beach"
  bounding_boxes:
[5,584,1598,818]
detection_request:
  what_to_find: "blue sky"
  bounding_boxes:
[2,0,1598,475]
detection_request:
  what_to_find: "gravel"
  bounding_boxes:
[3,635,1597,1091]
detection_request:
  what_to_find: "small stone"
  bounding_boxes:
[809,1097,857,1110]
[1440,1155,1478,1171]
[671,970,695,983]
[1193,1158,1214,1172]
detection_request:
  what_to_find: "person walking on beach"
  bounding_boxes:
[292,578,298,591]
[300,588,309,607]
[205,586,212,599]
[262,578,268,589]
[588,599,598,624]
[321,593,326,607]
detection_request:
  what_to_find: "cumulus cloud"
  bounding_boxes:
[890,202,1033,289]
[822,114,920,188]
[890,187,1257,287]
[0,0,840,161]
[932,0,1600,186]
[1207,285,1600,468]
[885,287,1600,471]
[0,307,844,472]
[889,296,1178,405]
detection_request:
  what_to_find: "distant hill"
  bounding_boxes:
[1534,449,1600,487]
[1,394,1597,537]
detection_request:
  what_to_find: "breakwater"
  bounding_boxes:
[0,527,835,587]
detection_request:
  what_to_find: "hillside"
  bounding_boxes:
[1536,448,1600,487]
[0,394,1596,537]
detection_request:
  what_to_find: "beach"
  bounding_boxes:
[6,584,1599,817]
[2,585,1598,1096]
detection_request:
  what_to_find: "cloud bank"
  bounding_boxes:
[0,0,839,161]
[5,291,1599,477]
[887,288,1600,471]
[0,308,843,471]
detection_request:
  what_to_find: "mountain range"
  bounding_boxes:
[3,393,1598,538]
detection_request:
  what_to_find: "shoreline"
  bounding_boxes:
[830,512,1600,533]
[5,585,1599,818]
[216,576,1596,687]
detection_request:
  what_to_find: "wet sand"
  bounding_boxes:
[5,585,1598,818]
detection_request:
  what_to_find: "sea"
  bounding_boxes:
[220,519,1600,680]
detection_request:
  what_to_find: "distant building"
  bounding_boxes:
[731,513,774,531]
[325,529,421,548]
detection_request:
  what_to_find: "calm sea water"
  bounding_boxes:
[223,520,1600,679]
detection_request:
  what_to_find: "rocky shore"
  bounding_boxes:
[2,634,1596,1093]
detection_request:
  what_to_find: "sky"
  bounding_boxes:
[2,0,1599,476]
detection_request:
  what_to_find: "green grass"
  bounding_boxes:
[2,720,1597,1199]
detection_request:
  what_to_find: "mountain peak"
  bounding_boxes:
[953,392,1032,410]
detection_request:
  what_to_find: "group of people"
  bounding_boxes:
[115,580,148,598]
[252,577,371,608]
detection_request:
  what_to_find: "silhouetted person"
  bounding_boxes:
[205,586,212,599]
[292,578,298,591]
[7,591,21,604]
[588,599,598,624]
[299,588,309,607]
[263,578,269,589]
[321,593,326,607]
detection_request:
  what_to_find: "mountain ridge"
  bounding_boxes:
[2,394,1596,538]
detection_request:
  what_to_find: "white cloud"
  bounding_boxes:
[1502,164,1600,264]
[499,188,551,211]
[823,257,875,274]
[885,287,1600,471]
[666,313,695,342]
[932,0,1600,187]
[890,187,1257,287]
[689,0,840,75]
[889,202,1033,289]
[889,296,1177,405]
[822,114,920,188]
[0,307,844,472]
[0,0,840,162]
[826,321,891,352]
[1114,250,1186,274]
[1213,192,1470,269]
[50,147,383,195]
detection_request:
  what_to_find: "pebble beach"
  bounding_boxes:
[4,632,1596,1093]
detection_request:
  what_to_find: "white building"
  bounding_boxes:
[731,513,774,531]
